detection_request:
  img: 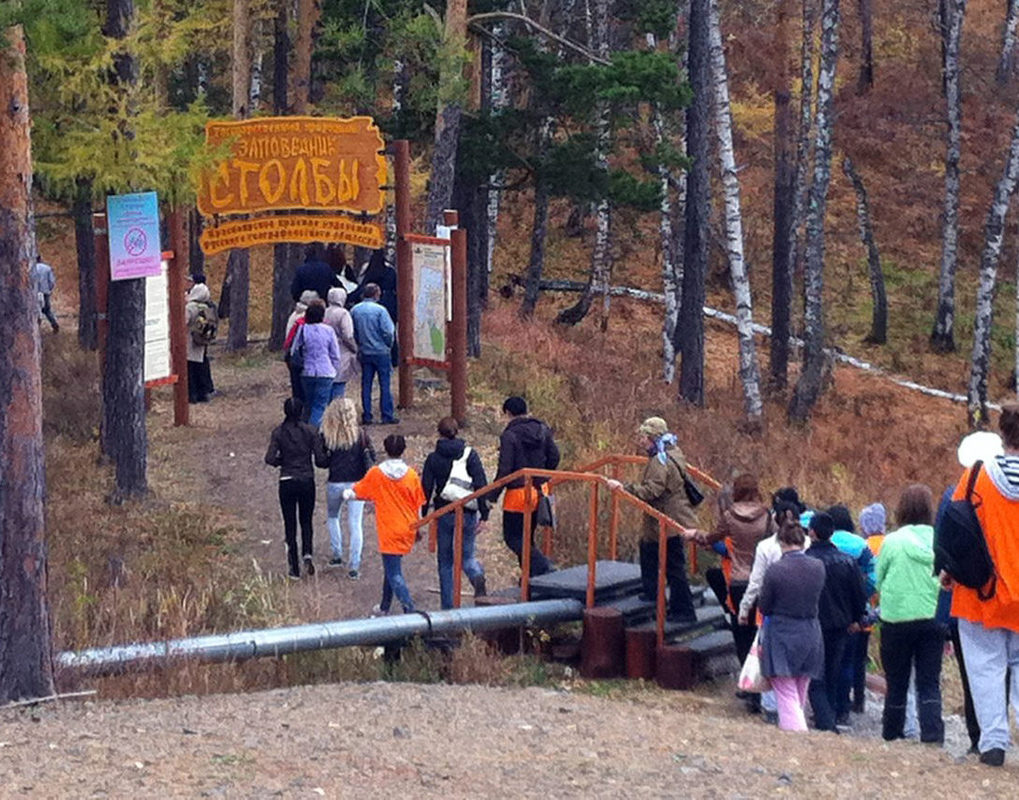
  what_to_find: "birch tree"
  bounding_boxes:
[931,0,967,353]
[789,0,840,423]
[708,0,763,421]
[967,115,1019,426]
[998,0,1019,85]
[842,156,887,344]
[0,22,55,705]
[680,0,711,406]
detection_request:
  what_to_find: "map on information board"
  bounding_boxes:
[410,239,448,362]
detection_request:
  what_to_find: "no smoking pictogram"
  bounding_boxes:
[124,227,148,257]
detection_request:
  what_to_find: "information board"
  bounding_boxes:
[144,260,171,383]
[409,237,449,363]
[107,191,162,281]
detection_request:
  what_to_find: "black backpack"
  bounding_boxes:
[934,461,997,601]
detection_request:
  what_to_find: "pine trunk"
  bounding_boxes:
[998,0,1019,84]
[789,0,840,423]
[520,121,554,318]
[932,0,967,352]
[842,156,887,344]
[789,0,818,290]
[188,207,205,280]
[857,0,874,93]
[293,0,320,113]
[425,0,468,233]
[708,0,763,421]
[268,1,292,352]
[680,0,712,406]
[967,112,1019,426]
[102,0,147,500]
[73,178,97,351]
[556,0,613,328]
[771,0,795,390]
[0,24,56,705]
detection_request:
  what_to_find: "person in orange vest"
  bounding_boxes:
[942,403,1019,767]
[491,396,559,576]
[346,434,426,615]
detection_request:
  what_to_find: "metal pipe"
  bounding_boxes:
[56,599,584,676]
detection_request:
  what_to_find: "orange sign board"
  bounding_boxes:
[200,215,384,255]
[196,116,387,217]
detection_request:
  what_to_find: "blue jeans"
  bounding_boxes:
[326,482,364,568]
[380,553,414,613]
[331,381,346,400]
[437,511,485,609]
[360,352,394,422]
[302,375,334,427]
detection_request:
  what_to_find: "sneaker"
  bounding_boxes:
[762,711,778,726]
[288,572,301,581]
[381,417,400,425]
[362,416,374,426]
[328,557,344,568]
[348,569,360,580]
[371,604,390,617]
[304,557,315,577]
[836,711,851,728]
[980,748,1005,767]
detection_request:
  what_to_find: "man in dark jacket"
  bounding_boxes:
[291,243,340,302]
[421,417,489,608]
[491,396,559,576]
[805,511,868,732]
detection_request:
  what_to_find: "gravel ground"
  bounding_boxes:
[0,682,1014,799]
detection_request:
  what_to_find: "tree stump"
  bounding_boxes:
[625,628,657,679]
[656,644,696,690]
[580,607,625,679]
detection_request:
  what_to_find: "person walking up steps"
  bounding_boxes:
[265,398,325,579]
[347,434,425,615]
[317,398,375,579]
[422,416,490,609]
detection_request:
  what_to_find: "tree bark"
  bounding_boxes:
[789,0,818,291]
[654,102,682,384]
[188,207,205,280]
[485,27,509,281]
[967,112,1019,426]
[998,0,1019,85]
[425,0,468,233]
[73,178,98,351]
[857,0,874,93]
[931,0,967,353]
[0,23,56,705]
[708,0,763,421]
[842,156,887,344]
[520,120,554,318]
[268,1,292,352]
[293,0,320,113]
[556,0,613,328]
[102,0,148,500]
[679,0,711,406]
[789,0,840,423]
[771,0,795,390]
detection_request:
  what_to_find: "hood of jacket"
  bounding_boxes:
[505,417,548,447]
[435,437,466,459]
[327,287,347,307]
[188,283,210,304]
[299,289,320,305]
[890,523,935,564]
[379,458,409,480]
[986,455,1019,501]
[728,501,769,525]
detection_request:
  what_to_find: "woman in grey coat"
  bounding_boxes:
[758,512,826,732]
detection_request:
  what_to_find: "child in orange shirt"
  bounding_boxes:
[346,434,426,614]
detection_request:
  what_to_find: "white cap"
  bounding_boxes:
[957,431,1004,468]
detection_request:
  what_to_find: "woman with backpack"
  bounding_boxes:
[265,397,325,579]
[317,398,375,579]
[185,282,217,403]
[290,300,341,427]
[421,417,490,609]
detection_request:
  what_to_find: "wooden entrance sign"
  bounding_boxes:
[199,214,383,254]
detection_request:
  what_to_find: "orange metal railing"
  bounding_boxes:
[411,456,719,648]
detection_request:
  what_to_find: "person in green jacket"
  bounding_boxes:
[876,484,945,744]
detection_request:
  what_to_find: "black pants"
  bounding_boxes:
[288,359,305,402]
[838,630,871,714]
[502,510,553,576]
[187,355,214,402]
[40,293,58,330]
[279,478,315,576]
[950,620,981,750]
[880,619,945,743]
[810,627,849,731]
[728,581,758,667]
[639,537,696,620]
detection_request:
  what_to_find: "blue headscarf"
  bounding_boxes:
[651,432,678,464]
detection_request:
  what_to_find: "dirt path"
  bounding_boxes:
[1,681,1012,798]
[147,345,519,625]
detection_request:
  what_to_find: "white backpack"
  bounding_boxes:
[440,446,478,510]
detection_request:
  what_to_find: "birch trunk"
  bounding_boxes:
[654,104,681,384]
[680,0,712,406]
[708,0,763,421]
[555,0,613,328]
[967,113,1019,426]
[931,0,967,353]
[485,26,509,279]
[998,0,1019,85]
[0,24,55,704]
[789,0,840,423]
[842,156,887,344]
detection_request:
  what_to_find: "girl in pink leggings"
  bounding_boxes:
[758,512,827,731]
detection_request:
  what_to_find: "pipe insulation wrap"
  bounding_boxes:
[56,599,584,675]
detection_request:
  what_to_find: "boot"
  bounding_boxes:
[471,574,487,597]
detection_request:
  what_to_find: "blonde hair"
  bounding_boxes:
[321,398,360,450]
